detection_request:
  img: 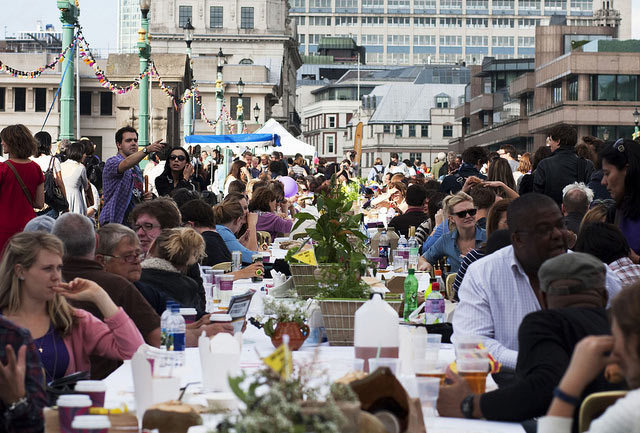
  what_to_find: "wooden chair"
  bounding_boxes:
[578,390,627,432]
[212,262,232,272]
[445,273,457,301]
[292,232,307,240]
[257,231,272,246]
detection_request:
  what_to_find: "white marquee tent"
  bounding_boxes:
[257,119,316,157]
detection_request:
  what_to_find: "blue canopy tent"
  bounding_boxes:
[184,133,281,192]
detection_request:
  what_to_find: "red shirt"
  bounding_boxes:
[0,160,44,252]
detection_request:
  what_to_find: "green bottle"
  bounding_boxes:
[403,269,418,322]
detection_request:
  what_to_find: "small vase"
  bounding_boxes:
[270,321,310,351]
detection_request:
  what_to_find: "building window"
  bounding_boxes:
[327,135,335,153]
[14,88,26,112]
[327,115,336,128]
[239,58,253,64]
[567,77,578,101]
[210,6,223,28]
[545,0,567,9]
[443,125,453,137]
[34,88,46,112]
[590,75,638,101]
[409,125,416,137]
[421,124,429,137]
[230,97,251,119]
[291,0,305,8]
[79,91,92,115]
[492,0,514,9]
[100,92,113,116]
[178,5,192,28]
[519,0,540,9]
[552,83,562,104]
[241,7,254,29]
[410,152,422,162]
[383,125,391,133]
[436,95,450,108]
[571,0,592,10]
[0,88,5,111]
[395,125,403,137]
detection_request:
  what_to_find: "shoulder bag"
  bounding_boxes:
[44,156,69,212]
[4,160,34,207]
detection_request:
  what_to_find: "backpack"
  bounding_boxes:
[373,166,384,183]
[86,158,104,193]
[44,156,69,212]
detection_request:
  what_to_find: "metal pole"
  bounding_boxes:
[237,98,244,135]
[57,0,79,140]
[76,42,80,139]
[137,9,151,148]
[183,44,193,141]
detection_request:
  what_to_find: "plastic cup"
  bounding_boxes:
[454,335,484,356]
[352,358,365,372]
[415,377,440,416]
[414,360,447,386]
[179,307,197,324]
[57,394,92,433]
[71,415,110,433]
[74,381,106,408]
[425,333,442,363]
[368,357,400,375]
[219,275,234,307]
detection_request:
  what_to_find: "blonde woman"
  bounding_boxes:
[0,232,143,382]
[417,191,486,273]
[138,228,207,316]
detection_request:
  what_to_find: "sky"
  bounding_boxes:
[3,0,640,53]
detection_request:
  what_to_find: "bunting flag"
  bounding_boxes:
[263,343,293,379]
[292,248,318,266]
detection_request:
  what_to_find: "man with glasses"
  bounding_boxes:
[452,194,621,376]
[100,126,165,226]
[52,213,161,379]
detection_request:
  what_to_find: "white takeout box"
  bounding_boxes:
[198,332,241,392]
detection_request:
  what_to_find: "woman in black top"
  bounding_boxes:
[155,146,196,196]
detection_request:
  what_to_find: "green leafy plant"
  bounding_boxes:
[259,298,308,338]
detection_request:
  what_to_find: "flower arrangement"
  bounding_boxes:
[257,297,307,338]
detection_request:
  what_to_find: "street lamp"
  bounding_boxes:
[217,47,225,71]
[633,107,640,140]
[253,103,260,123]
[182,18,195,139]
[57,0,79,140]
[183,18,194,51]
[237,78,245,134]
[137,0,152,148]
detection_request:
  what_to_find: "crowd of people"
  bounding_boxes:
[0,121,639,433]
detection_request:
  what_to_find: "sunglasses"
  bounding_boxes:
[170,155,187,161]
[453,208,477,218]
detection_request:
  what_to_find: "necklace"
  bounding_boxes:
[34,326,59,381]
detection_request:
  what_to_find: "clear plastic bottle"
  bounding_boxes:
[379,230,390,269]
[398,234,408,249]
[403,269,418,322]
[425,282,445,325]
[160,301,176,350]
[167,304,186,367]
[408,226,420,270]
[434,270,446,297]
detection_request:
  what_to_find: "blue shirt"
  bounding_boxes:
[422,226,486,273]
[422,221,450,252]
[216,224,258,263]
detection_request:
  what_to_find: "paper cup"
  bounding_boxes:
[57,394,91,433]
[180,307,198,324]
[71,415,110,433]
[74,381,106,408]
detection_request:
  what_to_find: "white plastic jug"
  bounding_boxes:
[354,293,400,372]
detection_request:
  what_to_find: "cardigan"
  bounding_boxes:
[62,307,144,375]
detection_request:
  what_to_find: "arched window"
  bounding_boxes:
[239,58,254,65]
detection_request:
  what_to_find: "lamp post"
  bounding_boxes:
[137,0,151,148]
[633,107,640,140]
[57,0,79,141]
[236,78,245,134]
[253,103,260,124]
[216,48,225,136]
[182,18,195,141]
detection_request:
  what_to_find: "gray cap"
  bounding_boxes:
[538,252,606,295]
[24,215,56,233]
[437,152,446,160]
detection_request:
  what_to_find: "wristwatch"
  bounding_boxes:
[460,394,475,419]
[4,396,29,420]
[142,147,149,154]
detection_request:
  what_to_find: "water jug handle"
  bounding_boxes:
[370,292,383,300]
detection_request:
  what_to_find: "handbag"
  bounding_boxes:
[46,371,89,405]
[4,160,34,207]
[44,156,69,212]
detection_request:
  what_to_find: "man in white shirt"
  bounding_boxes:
[385,152,410,176]
[453,193,621,371]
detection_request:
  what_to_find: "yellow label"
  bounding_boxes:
[292,248,318,266]
[263,344,293,379]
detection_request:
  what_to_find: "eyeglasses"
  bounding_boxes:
[133,222,161,232]
[169,155,187,161]
[100,252,144,264]
[452,208,477,218]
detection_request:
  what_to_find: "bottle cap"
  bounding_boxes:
[432,282,440,290]
[434,270,442,276]
[408,268,415,275]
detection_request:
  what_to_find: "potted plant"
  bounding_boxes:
[255,297,310,351]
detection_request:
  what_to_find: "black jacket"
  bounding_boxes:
[480,307,622,429]
[533,147,594,204]
[587,169,612,201]
[440,163,486,194]
[155,173,196,197]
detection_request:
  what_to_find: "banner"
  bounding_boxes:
[354,122,364,168]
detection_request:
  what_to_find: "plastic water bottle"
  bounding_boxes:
[403,269,418,322]
[160,301,176,350]
[434,270,446,297]
[379,230,390,269]
[398,234,408,249]
[425,282,445,324]
[408,226,420,270]
[167,304,186,367]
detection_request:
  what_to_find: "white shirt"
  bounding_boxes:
[31,154,61,174]
[453,245,622,369]
[538,389,640,433]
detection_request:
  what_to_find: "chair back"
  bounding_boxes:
[579,390,627,432]
[257,231,272,246]
[445,273,457,300]
[212,261,232,272]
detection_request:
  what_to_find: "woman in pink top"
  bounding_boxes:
[248,186,293,240]
[0,232,144,381]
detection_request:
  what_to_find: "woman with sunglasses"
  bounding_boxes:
[155,146,195,197]
[599,138,640,256]
[417,191,486,273]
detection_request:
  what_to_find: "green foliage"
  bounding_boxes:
[260,298,307,338]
